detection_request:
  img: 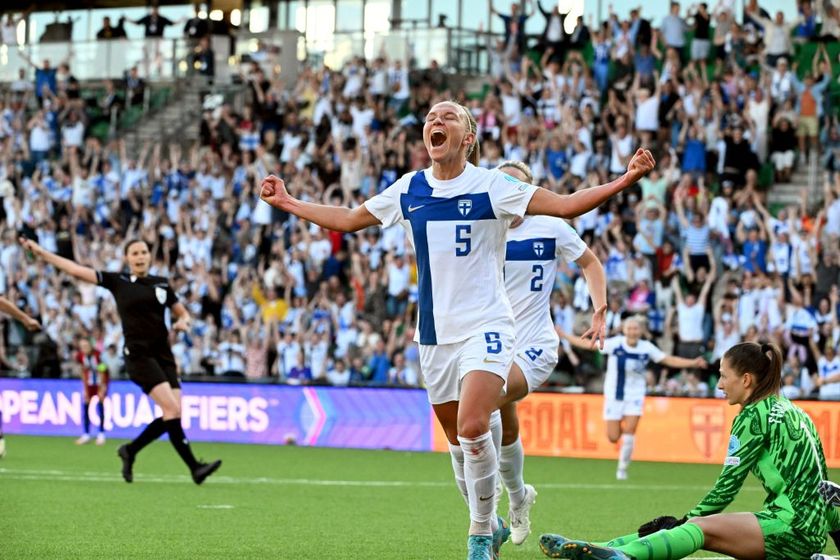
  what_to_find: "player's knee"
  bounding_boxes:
[606,432,621,444]
[457,416,489,439]
[160,400,181,419]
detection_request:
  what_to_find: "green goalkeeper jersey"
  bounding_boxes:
[687,394,840,537]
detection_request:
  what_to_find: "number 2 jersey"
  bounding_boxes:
[688,395,840,541]
[364,164,538,346]
[504,215,586,349]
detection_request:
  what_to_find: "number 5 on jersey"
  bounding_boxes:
[455,225,471,256]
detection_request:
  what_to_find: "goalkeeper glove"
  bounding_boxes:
[819,480,840,507]
[637,515,687,538]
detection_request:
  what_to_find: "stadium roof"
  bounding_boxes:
[4,0,193,12]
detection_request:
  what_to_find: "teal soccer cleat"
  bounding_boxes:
[467,535,493,560]
[492,515,511,559]
[539,535,630,560]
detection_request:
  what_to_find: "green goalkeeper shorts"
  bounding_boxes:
[754,510,826,560]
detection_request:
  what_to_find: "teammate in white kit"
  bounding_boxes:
[811,338,840,400]
[259,100,655,560]
[495,161,607,546]
[562,317,705,480]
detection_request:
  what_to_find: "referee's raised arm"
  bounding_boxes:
[19,237,97,284]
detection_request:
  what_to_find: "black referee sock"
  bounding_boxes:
[127,417,167,455]
[164,418,199,471]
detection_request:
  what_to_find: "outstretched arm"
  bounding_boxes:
[660,354,706,369]
[0,297,41,332]
[19,237,97,284]
[559,329,603,352]
[575,248,608,349]
[260,175,381,232]
[527,149,655,219]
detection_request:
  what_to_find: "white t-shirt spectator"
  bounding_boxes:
[635,97,660,132]
[327,364,350,386]
[677,302,705,342]
[61,121,85,149]
[30,124,51,152]
[609,134,634,174]
[387,260,410,298]
[218,341,246,373]
[818,356,840,400]
[501,92,522,126]
[825,198,840,236]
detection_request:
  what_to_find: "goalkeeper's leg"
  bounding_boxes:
[541,513,766,560]
[617,513,764,559]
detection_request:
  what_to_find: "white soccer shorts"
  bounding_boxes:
[603,394,645,421]
[419,328,515,405]
[512,343,559,393]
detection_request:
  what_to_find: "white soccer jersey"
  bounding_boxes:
[601,336,666,401]
[505,215,586,348]
[365,164,538,345]
[818,356,840,400]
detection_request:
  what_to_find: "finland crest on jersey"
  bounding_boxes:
[363,164,538,345]
[504,215,586,346]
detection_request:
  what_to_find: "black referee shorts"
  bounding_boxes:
[124,342,181,394]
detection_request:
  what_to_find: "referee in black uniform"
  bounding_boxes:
[20,237,221,484]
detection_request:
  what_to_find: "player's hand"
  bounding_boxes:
[693,357,708,368]
[625,149,656,183]
[18,236,45,259]
[172,316,191,333]
[259,175,294,211]
[819,480,840,507]
[581,304,608,350]
[637,515,686,537]
[22,316,41,332]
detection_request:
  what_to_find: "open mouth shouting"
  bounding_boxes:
[430,128,448,148]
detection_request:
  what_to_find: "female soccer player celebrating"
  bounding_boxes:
[561,317,706,480]
[259,100,654,560]
[19,237,222,485]
[540,341,840,560]
[489,160,607,546]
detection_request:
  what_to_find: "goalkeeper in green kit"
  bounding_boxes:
[540,341,840,560]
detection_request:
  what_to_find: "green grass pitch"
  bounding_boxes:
[2,435,838,559]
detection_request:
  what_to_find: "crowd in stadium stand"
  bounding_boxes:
[0,0,839,400]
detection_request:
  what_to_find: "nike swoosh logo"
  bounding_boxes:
[479,495,492,501]
[408,205,425,212]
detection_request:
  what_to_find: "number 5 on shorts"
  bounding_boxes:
[485,332,502,354]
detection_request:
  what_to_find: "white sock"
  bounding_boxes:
[618,434,635,472]
[499,436,526,508]
[448,442,469,506]
[489,410,502,458]
[458,431,498,536]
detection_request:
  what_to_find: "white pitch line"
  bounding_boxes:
[0,467,762,494]
[0,467,742,558]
